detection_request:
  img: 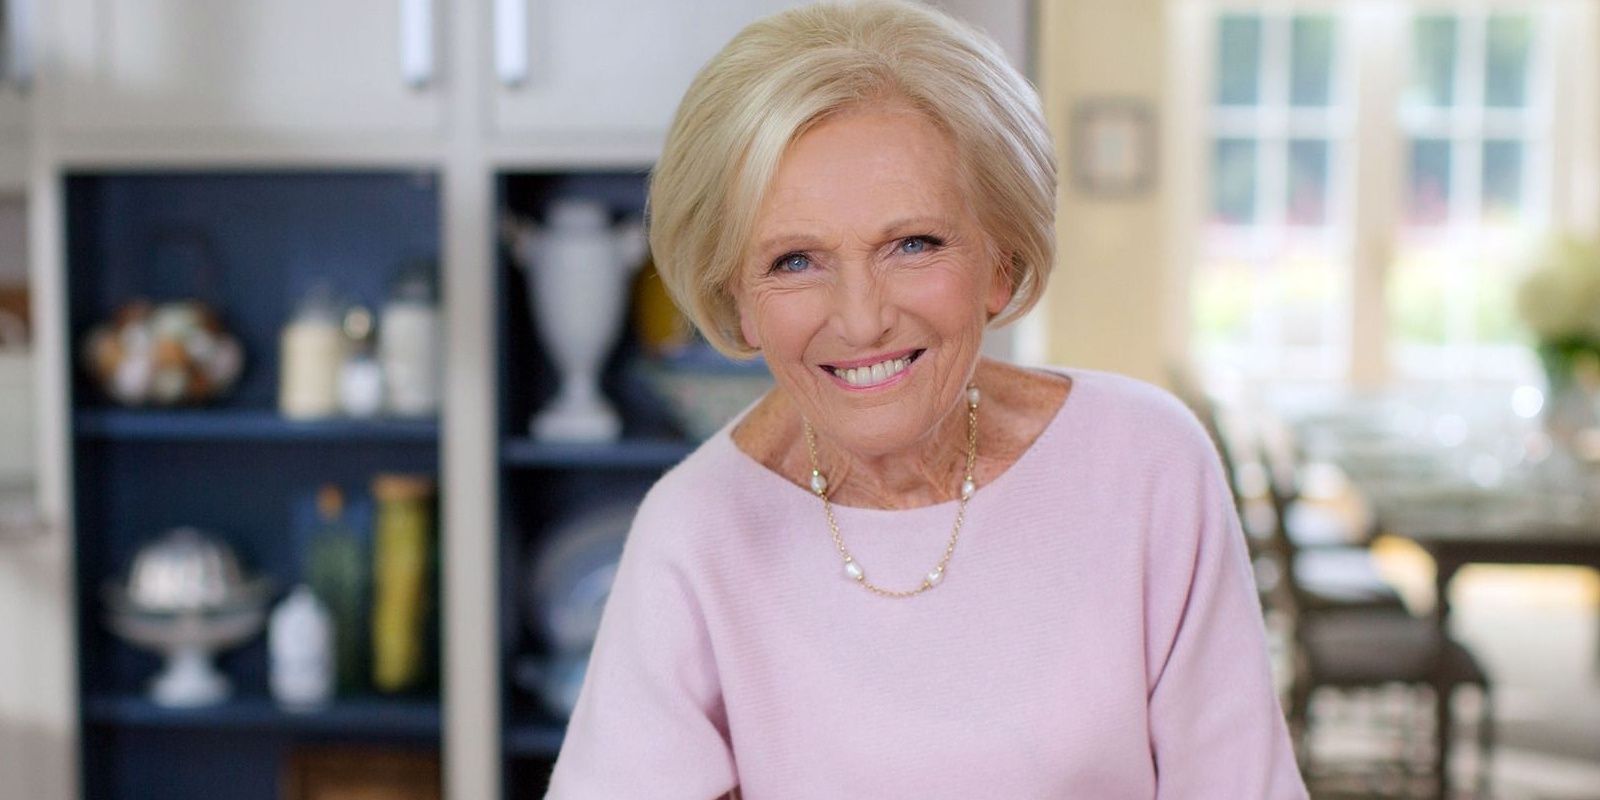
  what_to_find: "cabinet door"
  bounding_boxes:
[488,0,803,151]
[50,0,442,135]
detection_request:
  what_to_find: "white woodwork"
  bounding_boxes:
[488,0,803,151]
[0,87,26,190]
[48,0,443,135]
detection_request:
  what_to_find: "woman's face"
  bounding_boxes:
[735,105,1011,458]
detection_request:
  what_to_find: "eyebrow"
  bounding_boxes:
[752,216,952,254]
[753,234,827,255]
[876,216,950,237]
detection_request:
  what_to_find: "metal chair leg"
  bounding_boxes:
[1434,682,1454,800]
[1289,681,1314,776]
[1475,685,1495,800]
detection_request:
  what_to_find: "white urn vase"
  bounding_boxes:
[505,200,646,442]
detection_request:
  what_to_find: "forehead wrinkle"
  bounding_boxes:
[760,179,957,234]
[749,110,970,257]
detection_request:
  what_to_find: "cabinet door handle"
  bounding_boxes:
[4,0,35,92]
[494,0,529,88]
[399,0,435,89]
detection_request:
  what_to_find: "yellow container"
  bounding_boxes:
[370,473,436,694]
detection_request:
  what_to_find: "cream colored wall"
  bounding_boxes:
[1036,0,1178,387]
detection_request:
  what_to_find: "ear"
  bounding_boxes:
[985,256,1016,318]
[737,299,762,351]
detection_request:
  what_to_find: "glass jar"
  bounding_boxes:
[279,283,346,420]
[379,266,441,417]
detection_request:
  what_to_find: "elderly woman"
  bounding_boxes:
[546,2,1305,797]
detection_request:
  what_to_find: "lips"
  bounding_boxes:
[820,348,925,388]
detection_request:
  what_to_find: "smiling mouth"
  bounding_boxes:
[821,349,926,388]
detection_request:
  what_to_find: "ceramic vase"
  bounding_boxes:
[506,200,646,442]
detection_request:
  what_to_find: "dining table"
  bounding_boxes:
[1280,389,1600,795]
[1288,393,1600,644]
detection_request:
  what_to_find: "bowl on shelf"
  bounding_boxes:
[519,495,640,717]
[79,300,245,407]
[633,349,772,442]
[104,604,268,708]
[102,527,274,707]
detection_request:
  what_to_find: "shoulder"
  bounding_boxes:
[1055,368,1218,473]
[624,434,770,561]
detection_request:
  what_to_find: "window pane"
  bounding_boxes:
[1485,14,1532,108]
[1408,139,1452,225]
[1475,261,1522,345]
[1212,138,1258,224]
[1216,14,1262,106]
[1290,15,1335,107]
[1388,251,1451,344]
[1192,259,1254,346]
[1482,139,1524,221]
[1287,139,1330,226]
[1411,15,1458,108]
[1273,256,1341,349]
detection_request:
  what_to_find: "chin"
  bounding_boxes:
[811,404,936,458]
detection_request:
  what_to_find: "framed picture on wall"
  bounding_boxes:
[1070,98,1157,198]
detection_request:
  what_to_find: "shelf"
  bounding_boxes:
[500,438,695,470]
[83,693,441,739]
[75,409,440,444]
[503,717,567,758]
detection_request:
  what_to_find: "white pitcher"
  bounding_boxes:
[505,199,647,442]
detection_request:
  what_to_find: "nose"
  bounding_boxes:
[829,265,894,348]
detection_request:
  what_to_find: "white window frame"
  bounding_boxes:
[1167,0,1600,389]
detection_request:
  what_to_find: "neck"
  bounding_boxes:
[808,393,972,510]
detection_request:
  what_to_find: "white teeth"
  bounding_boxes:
[833,355,914,388]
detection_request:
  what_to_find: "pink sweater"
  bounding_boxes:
[546,368,1307,799]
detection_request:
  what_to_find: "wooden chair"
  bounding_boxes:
[1168,369,1407,615]
[1168,366,1492,796]
[1266,453,1495,800]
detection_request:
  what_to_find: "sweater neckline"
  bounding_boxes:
[713,366,1085,518]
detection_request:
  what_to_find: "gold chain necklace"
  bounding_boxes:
[802,385,980,598]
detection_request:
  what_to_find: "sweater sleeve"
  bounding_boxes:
[544,491,739,799]
[1144,417,1308,799]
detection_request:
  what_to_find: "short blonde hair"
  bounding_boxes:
[648,0,1056,358]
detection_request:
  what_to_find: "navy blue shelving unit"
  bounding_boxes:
[495,171,713,796]
[84,693,442,739]
[66,171,444,800]
[77,409,440,443]
[499,437,694,470]
[502,716,568,758]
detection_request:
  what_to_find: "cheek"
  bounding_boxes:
[899,265,991,331]
[744,290,828,357]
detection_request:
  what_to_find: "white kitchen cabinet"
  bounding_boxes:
[487,0,804,152]
[0,0,30,189]
[47,0,443,136]
[0,91,25,189]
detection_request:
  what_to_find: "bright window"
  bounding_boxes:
[1390,9,1548,379]
[1195,10,1351,380]
[1181,1,1593,385]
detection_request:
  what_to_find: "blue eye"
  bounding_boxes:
[899,236,942,255]
[773,253,812,273]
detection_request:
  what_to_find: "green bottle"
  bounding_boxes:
[305,485,369,694]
